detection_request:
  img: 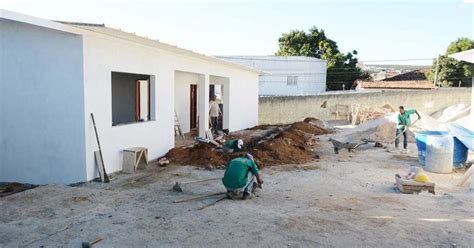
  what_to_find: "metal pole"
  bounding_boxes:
[433,56,440,87]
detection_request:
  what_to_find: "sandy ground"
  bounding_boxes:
[1,134,473,247]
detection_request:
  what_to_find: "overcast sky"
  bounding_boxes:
[1,0,472,65]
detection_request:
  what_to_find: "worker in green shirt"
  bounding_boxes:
[222,154,263,200]
[222,139,244,153]
[396,106,421,150]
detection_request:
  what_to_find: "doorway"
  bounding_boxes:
[190,84,197,129]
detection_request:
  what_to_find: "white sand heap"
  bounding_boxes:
[341,111,444,143]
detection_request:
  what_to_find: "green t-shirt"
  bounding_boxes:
[397,108,416,129]
[224,139,238,150]
[222,157,259,189]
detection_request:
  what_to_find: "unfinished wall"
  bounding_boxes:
[259,88,472,125]
[0,20,86,184]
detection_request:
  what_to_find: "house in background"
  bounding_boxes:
[0,10,261,185]
[217,56,327,96]
[353,69,435,91]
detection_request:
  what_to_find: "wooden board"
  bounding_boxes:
[395,174,435,194]
[94,151,106,182]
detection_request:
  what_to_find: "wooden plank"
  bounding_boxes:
[94,151,105,182]
[395,175,435,194]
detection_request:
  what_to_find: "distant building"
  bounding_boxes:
[217,56,327,96]
[353,69,434,91]
[353,80,435,91]
[382,69,428,81]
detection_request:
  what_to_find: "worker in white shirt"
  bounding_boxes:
[209,95,222,134]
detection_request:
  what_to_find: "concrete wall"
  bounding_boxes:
[0,20,86,184]
[259,88,472,125]
[81,30,259,181]
[218,56,326,96]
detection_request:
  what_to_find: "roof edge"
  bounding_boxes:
[0,9,82,35]
[1,9,263,75]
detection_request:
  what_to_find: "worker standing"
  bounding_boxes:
[222,154,263,200]
[209,95,222,134]
[396,106,421,151]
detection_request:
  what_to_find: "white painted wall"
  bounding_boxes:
[81,30,259,181]
[0,20,86,184]
[218,56,327,96]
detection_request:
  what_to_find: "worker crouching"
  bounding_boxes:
[222,153,263,200]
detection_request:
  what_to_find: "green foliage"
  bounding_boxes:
[426,38,473,87]
[276,26,368,90]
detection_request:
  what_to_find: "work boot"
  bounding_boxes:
[242,192,250,200]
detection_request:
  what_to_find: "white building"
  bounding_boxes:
[217,56,327,96]
[0,10,260,185]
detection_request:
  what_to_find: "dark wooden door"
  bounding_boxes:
[190,84,197,129]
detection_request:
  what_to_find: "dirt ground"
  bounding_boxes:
[1,131,473,247]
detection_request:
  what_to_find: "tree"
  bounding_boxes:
[276,26,369,90]
[426,38,473,87]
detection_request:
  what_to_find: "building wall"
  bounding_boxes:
[218,56,326,96]
[259,88,472,125]
[0,20,86,184]
[82,32,259,181]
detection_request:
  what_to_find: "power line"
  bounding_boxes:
[218,56,437,63]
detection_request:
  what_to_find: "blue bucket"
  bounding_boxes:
[415,131,468,168]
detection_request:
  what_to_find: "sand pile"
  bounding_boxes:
[341,112,441,143]
[165,120,328,168]
[431,103,470,122]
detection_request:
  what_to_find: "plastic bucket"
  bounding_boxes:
[415,131,448,165]
[425,134,453,173]
[452,137,468,168]
[415,131,467,168]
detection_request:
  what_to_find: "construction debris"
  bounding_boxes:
[395,174,435,194]
[82,237,103,248]
[0,183,37,198]
[157,157,170,167]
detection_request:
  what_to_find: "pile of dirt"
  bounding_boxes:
[251,121,328,165]
[165,120,329,168]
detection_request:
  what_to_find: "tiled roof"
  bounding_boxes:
[355,80,435,89]
[382,69,428,81]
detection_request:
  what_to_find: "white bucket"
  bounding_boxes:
[425,134,453,174]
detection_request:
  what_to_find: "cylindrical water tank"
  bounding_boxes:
[425,134,453,173]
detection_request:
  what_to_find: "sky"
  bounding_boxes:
[1,0,472,65]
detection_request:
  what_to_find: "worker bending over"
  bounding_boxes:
[396,106,421,151]
[222,139,244,153]
[222,154,263,200]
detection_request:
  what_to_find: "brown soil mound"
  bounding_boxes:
[165,120,329,168]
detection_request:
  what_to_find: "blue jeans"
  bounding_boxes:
[395,127,408,149]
